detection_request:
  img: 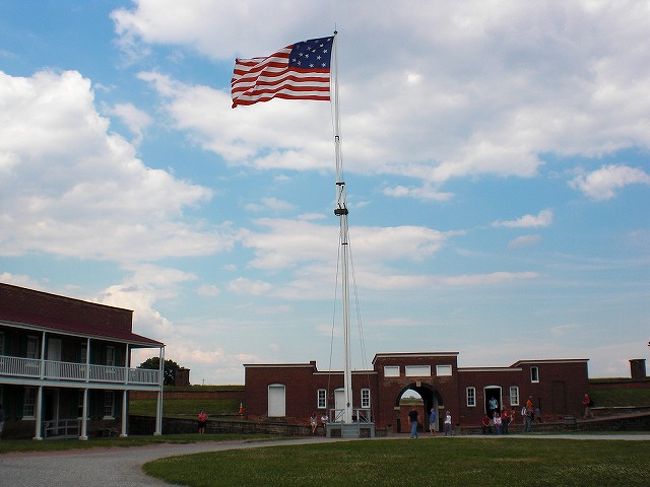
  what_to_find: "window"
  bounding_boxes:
[317,389,327,409]
[361,388,371,409]
[23,387,36,418]
[26,336,39,359]
[0,331,5,355]
[509,386,520,406]
[384,366,400,377]
[103,391,115,418]
[466,386,476,407]
[80,342,88,363]
[530,366,539,383]
[405,365,431,377]
[436,364,453,377]
[105,346,116,366]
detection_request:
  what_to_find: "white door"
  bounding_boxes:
[48,338,62,360]
[334,388,345,422]
[47,338,62,378]
[267,384,286,417]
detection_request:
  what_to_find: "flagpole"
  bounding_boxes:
[331,31,353,425]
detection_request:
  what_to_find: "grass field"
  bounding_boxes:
[589,387,650,408]
[144,437,650,487]
[129,398,240,417]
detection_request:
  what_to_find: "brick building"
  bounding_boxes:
[244,352,589,431]
[0,283,164,439]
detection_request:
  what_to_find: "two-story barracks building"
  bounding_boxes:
[244,352,589,431]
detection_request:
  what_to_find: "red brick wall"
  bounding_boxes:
[372,354,460,430]
[244,365,378,424]
[457,362,589,426]
[242,356,589,429]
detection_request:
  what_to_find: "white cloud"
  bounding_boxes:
[383,184,454,202]
[493,209,553,228]
[570,165,650,200]
[116,2,650,189]
[105,102,152,145]
[228,277,273,296]
[240,218,453,271]
[0,69,233,263]
[508,234,541,249]
[0,272,44,290]
[197,284,221,297]
[244,197,295,213]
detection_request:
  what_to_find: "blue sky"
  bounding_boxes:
[1,1,648,384]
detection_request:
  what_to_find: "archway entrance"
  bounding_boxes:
[395,383,444,433]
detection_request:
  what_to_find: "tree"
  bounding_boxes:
[139,357,181,385]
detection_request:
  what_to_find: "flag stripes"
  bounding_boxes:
[231,36,333,108]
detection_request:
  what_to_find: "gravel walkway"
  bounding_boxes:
[1,434,648,486]
[0,437,336,487]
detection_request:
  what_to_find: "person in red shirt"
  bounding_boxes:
[197,409,208,434]
[582,393,594,419]
[481,414,491,434]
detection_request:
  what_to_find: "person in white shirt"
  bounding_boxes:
[444,410,452,436]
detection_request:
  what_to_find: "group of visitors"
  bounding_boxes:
[481,408,512,434]
[480,396,543,433]
[408,407,452,438]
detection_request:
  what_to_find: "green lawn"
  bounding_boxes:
[589,387,650,408]
[0,433,270,454]
[129,398,240,417]
[144,437,650,487]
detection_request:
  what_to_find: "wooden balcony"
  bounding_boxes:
[0,354,160,386]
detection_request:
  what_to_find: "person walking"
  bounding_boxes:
[444,410,452,436]
[524,397,534,432]
[428,407,437,436]
[408,408,419,438]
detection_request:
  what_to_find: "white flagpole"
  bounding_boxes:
[331,31,353,425]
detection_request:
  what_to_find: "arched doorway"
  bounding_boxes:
[395,383,444,433]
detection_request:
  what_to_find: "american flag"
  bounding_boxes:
[231,36,334,108]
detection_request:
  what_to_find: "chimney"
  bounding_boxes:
[630,359,646,380]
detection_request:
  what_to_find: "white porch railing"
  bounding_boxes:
[328,408,372,423]
[0,355,41,377]
[44,419,80,438]
[0,354,159,386]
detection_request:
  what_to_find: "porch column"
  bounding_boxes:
[40,331,47,379]
[80,388,89,440]
[85,338,91,382]
[124,344,130,385]
[33,385,43,440]
[154,345,164,435]
[120,390,128,437]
